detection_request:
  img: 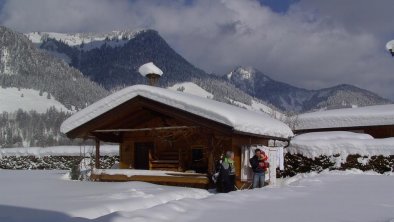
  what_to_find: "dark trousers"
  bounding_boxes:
[222,175,235,193]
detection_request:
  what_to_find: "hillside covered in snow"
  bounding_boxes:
[0,87,70,113]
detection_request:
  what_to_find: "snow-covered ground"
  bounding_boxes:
[0,87,70,113]
[0,170,393,222]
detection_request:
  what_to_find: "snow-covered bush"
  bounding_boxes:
[281,132,394,177]
[280,153,394,177]
[0,155,119,170]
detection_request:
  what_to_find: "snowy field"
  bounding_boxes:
[0,87,70,113]
[0,170,393,222]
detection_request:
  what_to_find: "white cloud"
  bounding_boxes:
[1,0,394,100]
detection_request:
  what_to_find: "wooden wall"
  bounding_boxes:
[296,125,394,139]
[231,135,268,188]
[117,129,270,188]
[364,126,394,138]
[118,130,219,173]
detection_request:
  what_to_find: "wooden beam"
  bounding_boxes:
[94,126,198,133]
[233,130,291,142]
[90,132,122,143]
[95,138,100,169]
[207,134,214,175]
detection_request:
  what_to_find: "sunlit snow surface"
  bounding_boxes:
[0,170,393,222]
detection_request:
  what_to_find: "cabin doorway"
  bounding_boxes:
[134,142,153,170]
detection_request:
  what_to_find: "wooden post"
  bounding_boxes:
[95,138,100,169]
[207,134,214,175]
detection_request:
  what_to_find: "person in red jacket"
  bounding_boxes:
[260,151,269,171]
[249,149,269,188]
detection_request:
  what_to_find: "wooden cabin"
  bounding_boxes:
[294,104,394,138]
[61,85,293,188]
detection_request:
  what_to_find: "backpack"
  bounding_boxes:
[212,159,223,183]
[212,155,224,184]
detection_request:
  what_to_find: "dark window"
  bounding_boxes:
[192,148,204,162]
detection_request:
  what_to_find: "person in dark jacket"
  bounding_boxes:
[219,151,236,193]
[249,148,267,188]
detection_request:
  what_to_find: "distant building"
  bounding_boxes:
[294,104,394,138]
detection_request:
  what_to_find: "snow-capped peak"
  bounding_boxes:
[227,66,256,80]
[25,29,149,51]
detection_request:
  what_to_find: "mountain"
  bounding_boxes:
[25,30,282,117]
[24,29,391,114]
[0,26,108,110]
[0,26,281,147]
[0,26,109,147]
[26,30,209,90]
[226,66,391,112]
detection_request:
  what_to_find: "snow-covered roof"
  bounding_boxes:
[138,62,163,77]
[385,40,394,51]
[288,131,394,160]
[60,85,293,138]
[295,104,394,130]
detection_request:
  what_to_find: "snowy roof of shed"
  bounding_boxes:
[295,104,394,131]
[60,85,293,139]
[386,40,394,51]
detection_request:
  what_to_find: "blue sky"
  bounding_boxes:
[259,0,298,13]
[0,0,394,100]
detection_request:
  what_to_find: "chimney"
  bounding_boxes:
[138,62,163,86]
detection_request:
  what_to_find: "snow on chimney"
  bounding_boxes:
[138,62,163,86]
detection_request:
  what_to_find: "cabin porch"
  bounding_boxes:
[90,125,227,188]
[90,169,210,189]
[90,126,277,189]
